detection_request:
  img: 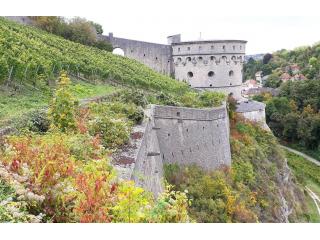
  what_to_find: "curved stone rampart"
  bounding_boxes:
[131,104,231,196]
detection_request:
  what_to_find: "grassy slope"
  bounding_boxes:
[0,17,189,95]
[0,17,195,126]
[283,141,320,162]
[286,150,320,222]
[0,80,115,127]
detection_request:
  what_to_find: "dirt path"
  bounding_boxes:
[306,187,320,216]
[280,145,320,167]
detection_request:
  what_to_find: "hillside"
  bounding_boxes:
[243,42,320,86]
[0,17,315,223]
[0,17,226,128]
[165,115,308,222]
[0,17,189,95]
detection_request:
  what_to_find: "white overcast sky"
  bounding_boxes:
[3,0,320,55]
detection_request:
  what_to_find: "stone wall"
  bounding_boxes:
[132,104,231,196]
[101,34,247,99]
[172,40,246,99]
[236,100,270,130]
[131,106,164,197]
[100,34,172,76]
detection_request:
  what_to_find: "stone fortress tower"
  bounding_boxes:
[170,35,246,99]
[103,33,247,99]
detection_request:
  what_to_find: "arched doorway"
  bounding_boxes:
[112,47,125,56]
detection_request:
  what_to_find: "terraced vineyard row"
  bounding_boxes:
[0,17,189,95]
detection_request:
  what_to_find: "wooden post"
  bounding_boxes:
[6,66,13,87]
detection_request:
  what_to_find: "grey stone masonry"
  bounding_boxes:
[132,104,231,196]
[102,32,247,99]
[153,104,231,170]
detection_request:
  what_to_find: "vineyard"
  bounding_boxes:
[0,16,316,223]
[0,17,189,95]
[0,17,227,128]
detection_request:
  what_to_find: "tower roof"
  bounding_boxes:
[172,39,247,46]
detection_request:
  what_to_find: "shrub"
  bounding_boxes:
[118,89,148,108]
[164,164,257,223]
[93,40,113,52]
[48,73,79,132]
[156,92,179,106]
[112,181,152,223]
[198,91,225,107]
[90,102,144,125]
[147,185,190,223]
[1,133,77,194]
[27,109,50,133]
[88,115,131,149]
[179,92,199,108]
[68,159,116,223]
[0,180,43,223]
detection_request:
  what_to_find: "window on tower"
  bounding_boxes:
[208,71,215,77]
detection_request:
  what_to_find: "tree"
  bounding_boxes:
[309,57,318,68]
[263,73,281,88]
[30,16,66,35]
[90,22,104,35]
[282,113,300,141]
[263,53,273,64]
[48,72,79,132]
[297,116,320,149]
[67,17,97,46]
[93,40,113,52]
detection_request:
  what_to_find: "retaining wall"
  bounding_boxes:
[132,104,231,196]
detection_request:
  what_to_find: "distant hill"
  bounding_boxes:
[244,53,265,62]
[243,42,320,83]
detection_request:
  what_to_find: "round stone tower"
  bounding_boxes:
[171,40,247,99]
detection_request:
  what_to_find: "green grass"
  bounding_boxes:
[0,17,190,96]
[305,193,320,223]
[0,80,116,127]
[283,141,320,162]
[307,181,320,198]
[285,150,320,222]
[69,81,116,99]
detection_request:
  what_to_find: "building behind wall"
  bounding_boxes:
[102,33,247,99]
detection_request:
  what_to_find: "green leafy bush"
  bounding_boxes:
[0,131,190,223]
[88,115,131,149]
[48,73,79,132]
[164,164,258,223]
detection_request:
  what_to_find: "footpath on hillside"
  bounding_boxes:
[280,145,320,167]
[281,144,320,218]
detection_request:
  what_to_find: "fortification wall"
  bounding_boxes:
[132,104,231,196]
[153,104,231,169]
[100,34,247,99]
[131,107,164,197]
[100,34,172,75]
[172,40,246,99]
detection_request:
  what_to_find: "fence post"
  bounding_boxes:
[6,65,14,87]
[24,65,28,81]
[76,65,79,80]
